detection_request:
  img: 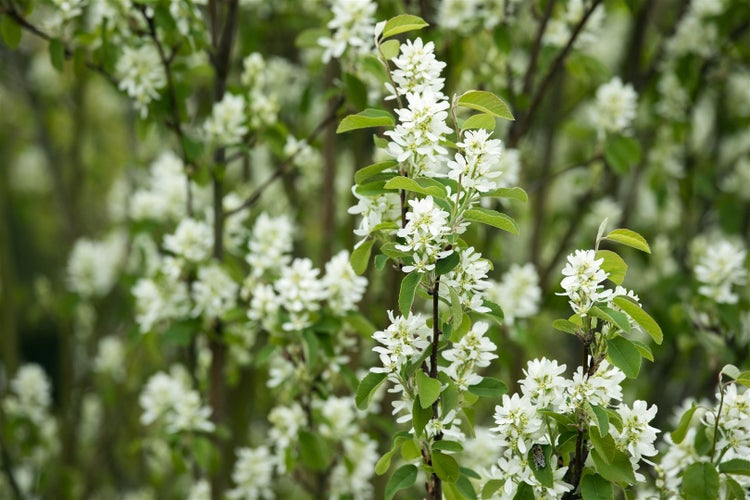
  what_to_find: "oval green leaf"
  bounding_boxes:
[613,296,663,344]
[464,208,519,235]
[382,14,429,39]
[337,108,395,133]
[457,90,515,120]
[605,228,651,254]
[385,464,418,500]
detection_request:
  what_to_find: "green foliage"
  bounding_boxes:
[336,108,395,133]
[456,90,515,120]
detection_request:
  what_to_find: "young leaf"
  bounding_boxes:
[399,271,421,317]
[604,135,641,174]
[298,430,332,471]
[337,109,394,133]
[631,340,654,362]
[400,438,421,461]
[435,252,460,275]
[481,479,504,499]
[553,319,580,335]
[604,228,651,254]
[412,397,432,437]
[468,377,507,398]
[718,458,750,476]
[595,249,628,285]
[457,90,514,120]
[380,39,400,60]
[481,299,504,326]
[580,473,614,500]
[355,160,398,185]
[589,428,617,464]
[512,482,535,500]
[49,39,66,72]
[591,448,636,485]
[416,370,441,409]
[375,448,396,475]
[726,477,746,500]
[384,176,446,198]
[590,306,631,334]
[735,371,750,388]
[461,113,496,132]
[350,239,374,275]
[454,474,479,500]
[464,208,519,235]
[681,462,719,499]
[432,440,464,452]
[355,372,387,410]
[613,296,663,344]
[385,464,418,500]
[432,451,460,483]
[481,187,529,202]
[1,16,22,49]
[589,404,610,437]
[381,14,429,39]
[606,336,642,378]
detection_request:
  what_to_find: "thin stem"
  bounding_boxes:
[428,276,442,500]
[521,0,557,97]
[710,378,726,463]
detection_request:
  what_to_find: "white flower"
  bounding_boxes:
[241,52,265,88]
[561,360,625,413]
[318,0,377,62]
[487,263,541,325]
[519,357,568,410]
[389,38,447,97]
[425,409,465,442]
[117,44,166,118]
[396,196,453,272]
[315,396,357,440]
[204,93,248,145]
[66,233,126,298]
[329,434,378,499]
[491,393,544,454]
[323,250,368,314]
[247,283,280,331]
[442,321,498,390]
[591,77,638,138]
[163,218,213,263]
[274,258,326,330]
[694,238,747,304]
[5,364,52,424]
[448,129,504,193]
[612,400,659,462]
[186,479,210,500]
[558,249,611,316]
[247,213,294,278]
[228,446,274,500]
[132,275,191,333]
[348,189,401,239]
[372,311,431,374]
[192,263,238,319]
[93,336,126,381]
[441,246,492,312]
[139,370,214,433]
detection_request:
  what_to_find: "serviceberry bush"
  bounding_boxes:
[1,1,750,499]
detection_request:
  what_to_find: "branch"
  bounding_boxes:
[509,0,603,146]
[0,6,118,86]
[224,95,346,219]
[520,0,557,97]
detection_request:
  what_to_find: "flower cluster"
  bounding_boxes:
[116,44,167,118]
[318,0,377,63]
[387,38,446,98]
[139,369,214,434]
[558,249,611,316]
[396,196,453,273]
[694,238,747,304]
[440,246,492,312]
[591,77,638,138]
[203,93,249,145]
[447,128,504,193]
[371,311,432,377]
[66,232,126,298]
[487,263,541,326]
[442,321,498,390]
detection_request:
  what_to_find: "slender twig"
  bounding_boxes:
[710,376,726,463]
[509,0,603,146]
[520,0,557,97]
[428,277,442,500]
[224,96,345,219]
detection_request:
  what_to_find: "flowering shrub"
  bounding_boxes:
[1,0,750,499]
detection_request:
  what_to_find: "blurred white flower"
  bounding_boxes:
[318,0,376,62]
[228,446,275,500]
[246,213,294,278]
[192,263,239,319]
[694,238,747,304]
[66,232,126,298]
[323,250,368,314]
[163,218,213,263]
[204,93,248,145]
[117,44,166,118]
[93,335,126,381]
[487,263,541,325]
[139,370,214,434]
[591,77,637,138]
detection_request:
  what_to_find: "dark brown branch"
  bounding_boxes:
[427,277,442,500]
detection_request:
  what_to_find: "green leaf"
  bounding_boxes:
[481,299,504,326]
[435,252,460,276]
[295,27,329,48]
[726,477,746,500]
[433,451,460,483]
[350,239,374,275]
[298,430,332,471]
[337,108,395,133]
[416,371,441,409]
[736,371,750,388]
[553,319,580,335]
[589,428,617,464]
[590,306,631,334]
[595,250,628,285]
[182,136,204,163]
[631,339,654,362]
[355,160,398,185]
[457,90,514,120]
[512,482,535,500]
[605,228,651,254]
[719,458,750,476]
[681,462,719,499]
[604,135,641,174]
[580,473,614,500]
[721,364,741,380]
[606,335,642,378]
[481,479,504,499]
[464,207,519,234]
[355,371,387,410]
[468,377,507,398]
[399,271,422,317]
[343,72,368,110]
[481,187,529,202]
[612,296,662,344]
[454,474,478,500]
[381,14,429,39]
[412,396,432,437]
[385,464,418,500]
[589,404,610,437]
[380,241,411,259]
[461,113,496,132]
[346,311,377,337]
[384,176,446,198]
[49,38,66,71]
[529,445,553,487]
[432,440,463,452]
[380,39,400,59]
[375,449,396,475]
[448,287,464,334]
[1,15,22,49]
[591,448,636,485]
[401,438,421,461]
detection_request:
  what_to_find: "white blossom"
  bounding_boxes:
[591,77,637,138]
[192,263,239,319]
[117,45,166,118]
[139,370,214,434]
[93,336,126,381]
[66,232,126,298]
[228,446,274,500]
[204,93,248,145]
[558,249,611,316]
[694,238,747,304]
[318,0,377,62]
[274,258,326,331]
[163,218,213,263]
[323,250,368,314]
[487,263,541,325]
[247,213,294,278]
